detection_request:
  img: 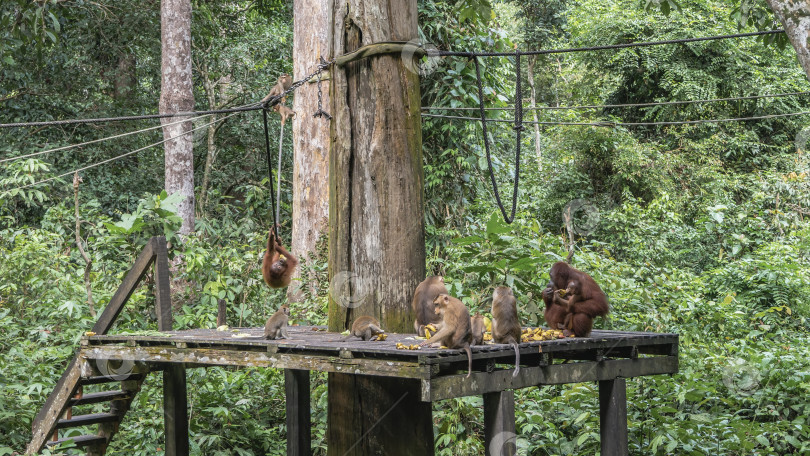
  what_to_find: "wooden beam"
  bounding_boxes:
[335,41,427,67]
[81,345,430,379]
[163,364,189,456]
[92,240,156,334]
[27,357,82,454]
[484,391,516,456]
[285,370,311,456]
[423,356,677,401]
[599,378,628,456]
[152,236,172,332]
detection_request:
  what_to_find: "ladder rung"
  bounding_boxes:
[79,373,144,385]
[69,390,130,406]
[46,434,107,447]
[56,412,119,429]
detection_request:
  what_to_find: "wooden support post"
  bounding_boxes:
[599,378,628,456]
[285,370,311,456]
[484,390,517,456]
[217,299,227,327]
[153,236,172,332]
[327,374,433,456]
[163,364,189,456]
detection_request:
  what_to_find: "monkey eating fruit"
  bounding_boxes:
[412,275,448,337]
[419,293,473,378]
[344,316,385,341]
[470,314,486,346]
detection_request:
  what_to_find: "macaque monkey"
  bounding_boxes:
[548,262,609,337]
[273,104,295,126]
[419,294,473,378]
[261,73,293,105]
[344,316,385,341]
[262,228,299,289]
[491,286,522,377]
[412,275,448,336]
[264,305,290,340]
[470,314,486,346]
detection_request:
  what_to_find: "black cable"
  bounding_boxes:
[436,29,784,57]
[421,90,810,112]
[0,104,263,129]
[474,53,522,224]
[421,110,810,126]
[262,109,278,238]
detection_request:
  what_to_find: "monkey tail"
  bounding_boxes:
[464,344,473,378]
[511,341,521,377]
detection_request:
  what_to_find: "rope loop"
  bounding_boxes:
[472,55,521,224]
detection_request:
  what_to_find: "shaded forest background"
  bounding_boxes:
[2,0,810,454]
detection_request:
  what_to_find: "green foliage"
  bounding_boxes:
[3,0,810,454]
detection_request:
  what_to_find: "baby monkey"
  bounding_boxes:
[491,286,521,377]
[470,314,486,346]
[273,104,295,126]
[419,293,473,378]
[344,316,385,341]
[264,305,290,340]
[261,73,293,105]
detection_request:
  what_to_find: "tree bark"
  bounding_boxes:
[289,0,332,301]
[326,0,429,454]
[527,55,543,168]
[160,0,195,234]
[765,0,810,80]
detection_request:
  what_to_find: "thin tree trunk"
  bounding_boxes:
[199,61,217,216]
[765,0,810,80]
[289,0,332,301]
[73,173,96,318]
[326,0,431,454]
[160,0,195,234]
[527,55,543,168]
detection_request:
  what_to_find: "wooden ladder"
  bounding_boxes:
[27,237,172,455]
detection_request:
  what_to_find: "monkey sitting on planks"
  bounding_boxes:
[273,104,295,126]
[491,286,522,377]
[419,293,474,378]
[261,73,293,105]
[262,228,299,289]
[264,305,290,340]
[548,262,609,337]
[470,314,486,346]
[344,316,385,341]
[412,275,448,337]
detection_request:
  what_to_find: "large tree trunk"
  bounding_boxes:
[160,0,195,234]
[289,0,332,301]
[766,0,810,80]
[326,0,430,454]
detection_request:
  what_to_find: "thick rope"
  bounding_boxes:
[262,109,278,238]
[437,29,784,57]
[473,52,522,224]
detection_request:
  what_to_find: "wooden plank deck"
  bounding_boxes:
[80,327,678,401]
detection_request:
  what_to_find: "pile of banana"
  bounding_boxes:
[520,327,568,342]
[372,334,388,341]
[396,342,421,350]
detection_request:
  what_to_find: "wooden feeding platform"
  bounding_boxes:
[27,238,679,456]
[81,326,678,402]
